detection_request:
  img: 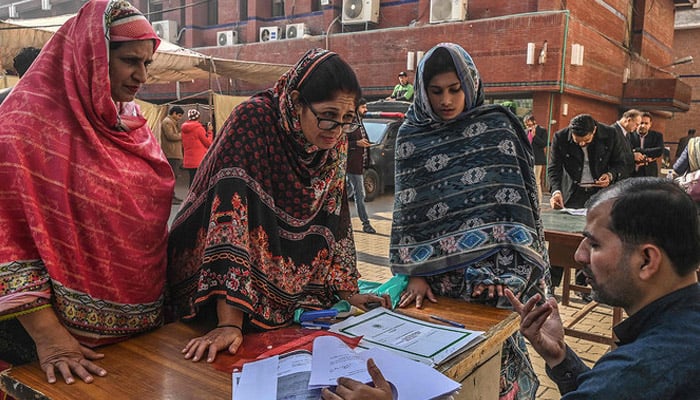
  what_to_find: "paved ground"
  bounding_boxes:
[172,177,619,399]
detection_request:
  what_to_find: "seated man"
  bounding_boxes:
[506,177,700,399]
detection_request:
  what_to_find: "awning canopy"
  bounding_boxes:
[0,15,290,85]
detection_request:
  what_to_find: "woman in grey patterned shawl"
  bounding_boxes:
[390,43,550,400]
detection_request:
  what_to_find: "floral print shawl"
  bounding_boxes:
[167,49,359,329]
[389,43,550,305]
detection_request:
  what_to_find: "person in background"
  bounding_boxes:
[161,105,185,203]
[675,128,695,163]
[385,71,414,102]
[548,114,630,210]
[610,109,640,178]
[524,114,548,204]
[167,48,391,364]
[631,112,664,177]
[506,177,700,399]
[346,97,376,234]
[389,43,548,400]
[0,0,173,386]
[180,109,212,187]
[0,46,41,104]
[672,134,700,177]
[547,113,630,299]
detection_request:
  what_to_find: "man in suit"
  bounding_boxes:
[631,112,665,177]
[548,114,631,296]
[611,109,641,177]
[548,114,630,210]
[524,115,548,204]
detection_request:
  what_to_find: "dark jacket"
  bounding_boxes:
[548,122,630,206]
[611,122,636,177]
[532,125,548,165]
[346,123,368,175]
[631,130,664,177]
[548,284,700,399]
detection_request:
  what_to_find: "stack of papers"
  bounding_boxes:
[233,335,462,400]
[330,307,485,366]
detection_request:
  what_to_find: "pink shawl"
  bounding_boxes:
[0,0,174,345]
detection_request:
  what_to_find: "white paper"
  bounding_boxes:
[561,207,587,216]
[330,308,484,366]
[233,351,321,400]
[235,355,279,399]
[308,336,371,388]
[360,347,461,400]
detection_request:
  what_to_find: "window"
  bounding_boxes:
[240,0,248,20]
[311,0,322,12]
[208,0,218,25]
[148,1,163,22]
[272,0,285,17]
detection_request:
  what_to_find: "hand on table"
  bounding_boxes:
[471,282,505,299]
[504,289,567,367]
[398,276,437,308]
[18,307,106,384]
[183,325,243,363]
[550,192,564,209]
[321,359,393,400]
[347,292,393,311]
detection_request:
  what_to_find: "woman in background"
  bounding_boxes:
[181,109,213,186]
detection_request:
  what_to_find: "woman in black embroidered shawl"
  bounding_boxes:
[167,48,390,364]
[389,43,550,400]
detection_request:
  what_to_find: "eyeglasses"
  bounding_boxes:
[304,101,360,133]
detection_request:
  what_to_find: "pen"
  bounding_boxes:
[430,314,465,328]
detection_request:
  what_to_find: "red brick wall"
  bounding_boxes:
[667,27,700,155]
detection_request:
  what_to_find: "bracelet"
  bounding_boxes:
[344,292,359,302]
[217,324,242,332]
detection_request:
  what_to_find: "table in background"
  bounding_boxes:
[541,209,623,348]
[1,300,518,400]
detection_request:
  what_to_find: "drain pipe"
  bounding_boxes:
[325,15,341,50]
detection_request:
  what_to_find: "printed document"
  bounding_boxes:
[330,307,484,366]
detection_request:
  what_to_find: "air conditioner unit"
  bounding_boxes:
[259,26,280,42]
[320,0,331,5]
[342,0,379,24]
[429,0,467,24]
[285,23,308,40]
[152,20,178,43]
[217,30,238,46]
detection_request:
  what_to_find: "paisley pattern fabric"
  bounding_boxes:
[0,0,172,347]
[167,49,359,330]
[389,43,550,400]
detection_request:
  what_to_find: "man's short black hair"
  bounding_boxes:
[169,106,185,115]
[569,114,597,137]
[13,47,41,78]
[398,71,407,77]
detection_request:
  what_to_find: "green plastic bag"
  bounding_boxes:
[359,274,409,309]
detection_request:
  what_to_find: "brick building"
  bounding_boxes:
[668,6,700,153]
[1,0,696,138]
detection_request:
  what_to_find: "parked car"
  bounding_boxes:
[361,110,405,201]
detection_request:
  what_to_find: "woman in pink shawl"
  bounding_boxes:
[0,0,173,385]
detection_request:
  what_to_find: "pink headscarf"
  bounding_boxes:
[0,0,173,345]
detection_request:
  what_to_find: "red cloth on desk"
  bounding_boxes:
[211,327,362,372]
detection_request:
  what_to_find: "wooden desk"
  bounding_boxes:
[1,300,518,400]
[542,210,623,348]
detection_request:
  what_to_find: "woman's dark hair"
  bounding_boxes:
[422,47,456,86]
[298,54,361,105]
